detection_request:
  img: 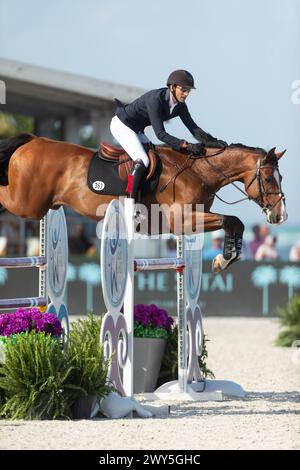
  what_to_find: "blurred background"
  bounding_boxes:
[0,0,299,315]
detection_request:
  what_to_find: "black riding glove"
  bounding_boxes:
[194,128,228,149]
[204,137,228,148]
[186,142,206,155]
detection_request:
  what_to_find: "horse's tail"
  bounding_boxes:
[0,133,35,185]
[0,133,35,164]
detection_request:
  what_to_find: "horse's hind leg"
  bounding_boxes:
[0,186,16,214]
[0,185,25,217]
[0,184,47,219]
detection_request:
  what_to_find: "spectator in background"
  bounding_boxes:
[1,220,19,255]
[259,225,270,240]
[289,241,300,262]
[0,236,7,256]
[203,230,223,260]
[255,234,278,261]
[25,221,39,238]
[245,224,271,260]
[25,221,40,256]
[248,224,264,259]
[164,238,177,258]
[69,224,96,256]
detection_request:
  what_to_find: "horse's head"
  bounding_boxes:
[244,147,287,225]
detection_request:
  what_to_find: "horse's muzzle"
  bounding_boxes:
[266,208,288,225]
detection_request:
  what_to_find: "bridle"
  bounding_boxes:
[244,158,285,214]
[201,154,285,214]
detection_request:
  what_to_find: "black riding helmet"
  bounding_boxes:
[166,70,196,89]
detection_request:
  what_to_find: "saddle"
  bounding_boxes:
[87,141,161,196]
[99,141,157,182]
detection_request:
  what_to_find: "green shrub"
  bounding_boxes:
[157,325,214,388]
[276,324,300,347]
[65,314,113,401]
[0,332,76,419]
[277,295,300,327]
[0,315,113,420]
[276,296,300,347]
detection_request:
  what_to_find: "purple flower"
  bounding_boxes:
[34,313,63,336]
[134,304,174,332]
[0,308,62,337]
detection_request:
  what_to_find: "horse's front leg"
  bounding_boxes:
[205,213,244,273]
[181,211,244,273]
[160,208,244,272]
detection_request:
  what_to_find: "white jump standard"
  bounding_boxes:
[100,198,245,401]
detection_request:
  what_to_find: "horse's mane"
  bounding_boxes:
[229,143,266,154]
[158,142,266,155]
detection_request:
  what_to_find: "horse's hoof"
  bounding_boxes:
[212,253,240,273]
[212,254,224,273]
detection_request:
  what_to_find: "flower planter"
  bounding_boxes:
[72,394,98,419]
[133,337,167,393]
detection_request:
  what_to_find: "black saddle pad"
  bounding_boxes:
[87,152,162,197]
[87,153,127,195]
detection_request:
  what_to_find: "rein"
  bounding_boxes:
[159,147,249,204]
[159,147,285,211]
[201,152,252,205]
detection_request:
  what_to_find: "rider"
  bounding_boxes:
[110,69,228,200]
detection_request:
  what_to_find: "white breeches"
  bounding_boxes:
[110,115,150,167]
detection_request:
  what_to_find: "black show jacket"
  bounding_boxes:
[116,87,209,151]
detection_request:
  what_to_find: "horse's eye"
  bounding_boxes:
[265,176,272,184]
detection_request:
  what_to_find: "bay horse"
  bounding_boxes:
[0,133,287,272]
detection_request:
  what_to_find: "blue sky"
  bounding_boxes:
[0,0,299,227]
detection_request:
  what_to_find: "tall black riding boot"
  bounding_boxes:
[126,159,147,201]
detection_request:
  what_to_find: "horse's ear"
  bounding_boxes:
[275,149,287,160]
[264,147,276,162]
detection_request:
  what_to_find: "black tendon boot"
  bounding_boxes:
[126,159,147,201]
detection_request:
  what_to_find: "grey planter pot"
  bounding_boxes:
[133,337,167,393]
[72,395,98,419]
